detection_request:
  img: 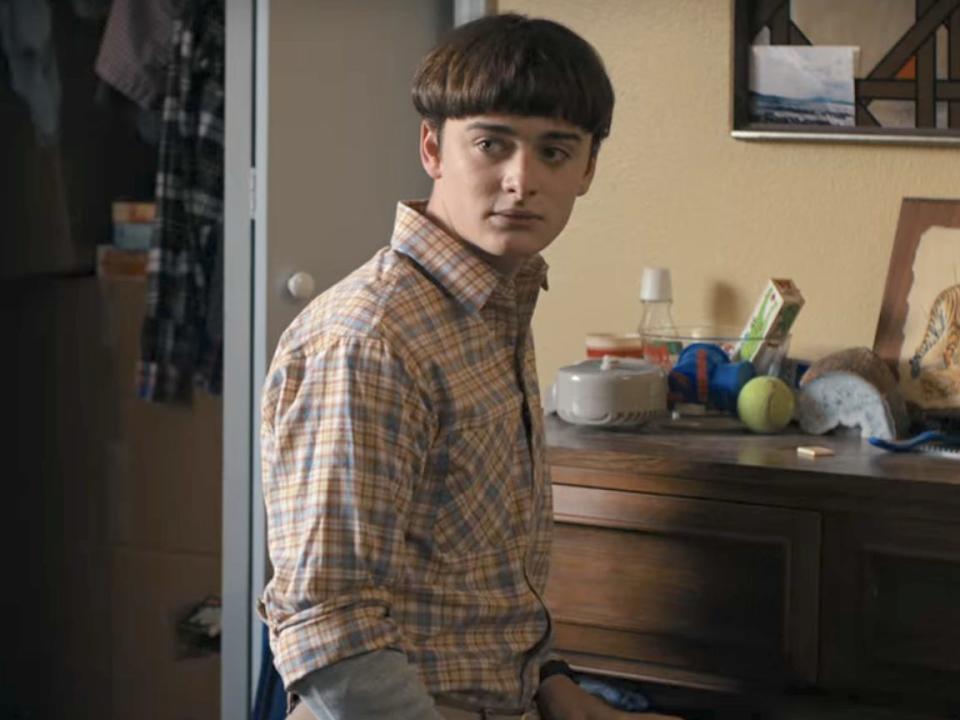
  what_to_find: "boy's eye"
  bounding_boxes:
[541,146,571,163]
[476,137,506,154]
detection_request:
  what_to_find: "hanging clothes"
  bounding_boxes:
[0,0,61,145]
[138,0,223,402]
[69,0,110,20]
[94,0,179,110]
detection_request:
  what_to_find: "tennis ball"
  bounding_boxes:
[737,376,795,433]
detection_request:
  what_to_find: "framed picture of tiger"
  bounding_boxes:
[874,198,960,410]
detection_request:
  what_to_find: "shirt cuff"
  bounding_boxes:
[269,594,402,689]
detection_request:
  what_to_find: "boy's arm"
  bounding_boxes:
[292,648,442,720]
[260,335,433,689]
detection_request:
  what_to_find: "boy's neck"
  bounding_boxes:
[421,198,523,279]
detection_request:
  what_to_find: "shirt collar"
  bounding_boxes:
[390,201,548,314]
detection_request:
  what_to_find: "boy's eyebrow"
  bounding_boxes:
[464,121,584,143]
[542,130,584,143]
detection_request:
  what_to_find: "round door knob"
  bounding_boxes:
[286,271,316,300]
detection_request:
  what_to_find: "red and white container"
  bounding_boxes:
[585,333,645,359]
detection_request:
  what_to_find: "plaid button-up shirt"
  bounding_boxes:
[259,202,554,711]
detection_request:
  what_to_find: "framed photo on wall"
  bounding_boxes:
[733,0,960,145]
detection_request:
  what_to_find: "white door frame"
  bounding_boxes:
[223,0,269,716]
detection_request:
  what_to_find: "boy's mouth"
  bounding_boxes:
[490,209,543,221]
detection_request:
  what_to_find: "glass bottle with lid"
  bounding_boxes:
[638,266,680,369]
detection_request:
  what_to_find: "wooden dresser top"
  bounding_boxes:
[544,415,960,517]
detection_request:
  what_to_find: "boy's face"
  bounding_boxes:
[420,114,597,275]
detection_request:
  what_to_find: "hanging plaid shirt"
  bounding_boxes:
[258,201,555,712]
[138,0,223,402]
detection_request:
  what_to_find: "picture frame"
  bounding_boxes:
[874,198,960,410]
[732,0,960,146]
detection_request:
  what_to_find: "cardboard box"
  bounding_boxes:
[734,278,804,363]
[112,201,156,224]
[112,222,153,251]
[97,245,148,279]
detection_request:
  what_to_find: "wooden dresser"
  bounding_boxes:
[543,416,960,715]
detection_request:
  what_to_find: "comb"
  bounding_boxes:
[869,431,960,459]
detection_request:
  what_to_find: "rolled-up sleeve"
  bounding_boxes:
[259,335,433,687]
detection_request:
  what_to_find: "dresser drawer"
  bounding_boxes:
[546,482,821,690]
[820,513,960,707]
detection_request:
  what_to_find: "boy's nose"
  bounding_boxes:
[501,151,539,199]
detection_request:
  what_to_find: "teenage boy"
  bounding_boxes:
[260,13,680,720]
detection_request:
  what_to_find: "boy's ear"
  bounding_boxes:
[577,152,598,197]
[420,120,442,180]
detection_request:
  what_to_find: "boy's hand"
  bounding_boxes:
[535,676,684,720]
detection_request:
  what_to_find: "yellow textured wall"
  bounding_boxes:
[501,0,960,390]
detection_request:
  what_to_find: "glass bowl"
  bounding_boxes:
[641,324,791,376]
